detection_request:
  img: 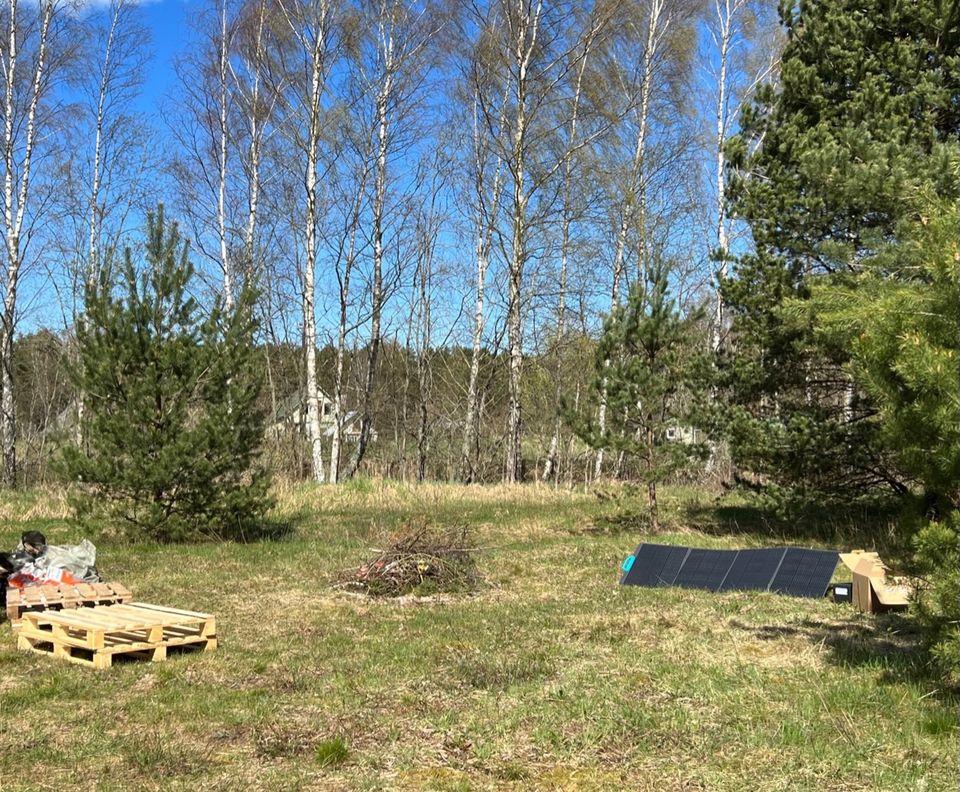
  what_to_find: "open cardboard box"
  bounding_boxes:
[839,551,910,614]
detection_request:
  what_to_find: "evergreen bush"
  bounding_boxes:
[570,260,711,531]
[912,515,960,688]
[64,205,274,542]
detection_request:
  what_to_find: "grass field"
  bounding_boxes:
[0,481,956,791]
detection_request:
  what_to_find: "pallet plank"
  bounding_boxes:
[128,601,213,619]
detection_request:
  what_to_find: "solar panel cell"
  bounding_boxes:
[621,544,688,587]
[672,548,734,591]
[655,545,689,587]
[717,548,786,592]
[769,548,838,598]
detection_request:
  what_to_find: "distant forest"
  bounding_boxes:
[0,0,783,487]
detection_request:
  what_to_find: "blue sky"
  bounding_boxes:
[135,0,195,115]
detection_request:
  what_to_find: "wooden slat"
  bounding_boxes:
[66,608,154,630]
[130,602,213,619]
[6,582,133,624]
[23,609,107,629]
[24,605,213,638]
[105,603,206,626]
[17,628,215,668]
[26,607,152,632]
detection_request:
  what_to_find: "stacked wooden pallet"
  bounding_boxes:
[16,602,217,669]
[5,582,133,624]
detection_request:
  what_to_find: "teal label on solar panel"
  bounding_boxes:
[622,555,635,573]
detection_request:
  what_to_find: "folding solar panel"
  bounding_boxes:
[620,543,838,599]
[621,543,689,587]
[769,548,839,598]
[717,548,787,592]
[672,548,734,591]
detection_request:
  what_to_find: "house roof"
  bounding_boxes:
[273,389,333,421]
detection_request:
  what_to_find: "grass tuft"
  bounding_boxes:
[314,735,349,767]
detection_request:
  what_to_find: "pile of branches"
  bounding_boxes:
[338,523,481,598]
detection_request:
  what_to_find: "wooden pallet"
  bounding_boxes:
[5,582,133,624]
[16,602,217,669]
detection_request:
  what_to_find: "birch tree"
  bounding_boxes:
[457,86,505,483]
[468,0,602,483]
[343,0,440,479]
[705,0,779,354]
[593,0,697,478]
[69,0,151,446]
[412,149,447,482]
[170,0,240,307]
[275,0,336,482]
[83,0,149,282]
[326,136,370,483]
[543,5,615,482]
[0,0,66,487]
[230,0,282,288]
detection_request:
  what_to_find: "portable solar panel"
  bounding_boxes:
[717,548,787,592]
[621,543,689,587]
[769,548,839,598]
[619,543,838,599]
[672,548,734,591]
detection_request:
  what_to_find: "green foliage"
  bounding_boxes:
[723,0,960,688]
[808,198,960,511]
[571,261,711,528]
[63,205,274,542]
[912,515,960,688]
[721,0,960,502]
[314,736,349,768]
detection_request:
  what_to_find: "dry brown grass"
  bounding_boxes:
[0,486,71,521]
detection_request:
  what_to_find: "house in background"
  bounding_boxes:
[665,425,701,445]
[271,389,372,443]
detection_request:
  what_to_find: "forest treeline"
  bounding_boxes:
[14,325,615,485]
[0,0,957,517]
[0,0,780,489]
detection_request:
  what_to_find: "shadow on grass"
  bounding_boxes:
[580,509,652,536]
[682,498,908,556]
[730,614,955,696]
[199,515,299,543]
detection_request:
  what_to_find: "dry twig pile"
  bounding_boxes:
[338,524,481,597]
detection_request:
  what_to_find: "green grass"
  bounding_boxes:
[0,481,955,791]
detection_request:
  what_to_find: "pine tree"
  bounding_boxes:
[64,205,274,542]
[721,0,960,503]
[808,197,960,511]
[913,514,960,688]
[572,261,711,531]
[808,195,960,686]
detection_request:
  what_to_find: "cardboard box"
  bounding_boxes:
[840,551,910,614]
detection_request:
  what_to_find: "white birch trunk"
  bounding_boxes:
[504,0,542,484]
[78,1,124,448]
[544,39,591,483]
[242,0,269,282]
[712,0,732,356]
[459,91,505,483]
[594,0,667,480]
[346,11,394,478]
[217,0,233,309]
[87,3,123,279]
[329,174,366,483]
[1,0,53,487]
[298,1,330,483]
